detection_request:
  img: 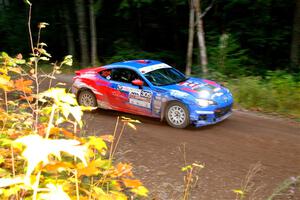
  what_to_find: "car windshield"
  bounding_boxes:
[144,68,188,86]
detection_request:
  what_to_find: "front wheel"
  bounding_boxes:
[78,90,97,107]
[165,101,190,128]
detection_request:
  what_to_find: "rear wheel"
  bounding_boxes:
[165,101,190,128]
[78,90,97,107]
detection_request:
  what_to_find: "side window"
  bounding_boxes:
[99,69,112,80]
[111,68,140,83]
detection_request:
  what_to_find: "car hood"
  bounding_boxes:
[158,77,232,103]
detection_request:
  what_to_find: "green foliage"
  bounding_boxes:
[208,33,249,77]
[226,71,300,118]
[106,39,177,64]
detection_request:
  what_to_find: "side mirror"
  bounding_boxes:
[132,79,144,87]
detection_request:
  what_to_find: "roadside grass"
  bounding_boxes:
[224,74,300,120]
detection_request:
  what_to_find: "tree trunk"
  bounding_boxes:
[291,0,300,68]
[194,0,208,76]
[89,0,98,66]
[75,0,89,66]
[186,0,195,76]
[63,5,76,57]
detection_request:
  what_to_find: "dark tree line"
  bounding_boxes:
[0,0,299,75]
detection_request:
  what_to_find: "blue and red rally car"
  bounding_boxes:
[72,60,233,128]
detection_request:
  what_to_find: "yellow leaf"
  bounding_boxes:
[127,122,137,130]
[115,163,133,177]
[192,163,205,169]
[44,162,74,172]
[77,160,100,177]
[100,135,114,143]
[130,186,148,197]
[122,179,142,188]
[87,136,107,152]
[232,189,244,195]
[98,191,127,200]
[15,78,33,94]
[38,22,49,29]
[121,116,141,124]
[8,67,21,74]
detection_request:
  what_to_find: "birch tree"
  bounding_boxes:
[186,0,214,76]
[186,0,195,76]
[89,0,98,66]
[291,0,300,68]
[75,0,89,66]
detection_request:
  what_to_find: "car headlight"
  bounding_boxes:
[198,90,210,99]
[196,99,216,107]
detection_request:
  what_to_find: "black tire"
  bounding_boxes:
[165,101,190,128]
[78,90,97,107]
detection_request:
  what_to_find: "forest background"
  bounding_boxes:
[0,0,300,118]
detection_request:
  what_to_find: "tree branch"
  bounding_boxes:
[200,0,215,18]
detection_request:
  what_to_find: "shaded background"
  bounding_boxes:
[0,0,298,75]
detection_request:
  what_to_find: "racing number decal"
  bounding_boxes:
[129,90,152,109]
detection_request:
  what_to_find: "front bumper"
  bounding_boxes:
[192,104,233,127]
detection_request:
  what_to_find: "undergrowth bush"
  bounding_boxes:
[226,72,300,118]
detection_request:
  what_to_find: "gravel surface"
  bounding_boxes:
[52,74,300,199]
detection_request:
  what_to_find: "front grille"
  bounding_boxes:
[214,104,232,118]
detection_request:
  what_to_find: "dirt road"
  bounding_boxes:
[56,75,300,199]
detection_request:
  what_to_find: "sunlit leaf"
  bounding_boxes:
[8,67,21,74]
[38,22,49,29]
[15,135,87,180]
[38,48,51,57]
[68,106,83,127]
[24,0,31,5]
[30,68,35,74]
[39,184,71,200]
[60,93,77,105]
[0,176,24,188]
[56,82,66,86]
[38,42,47,47]
[181,165,192,172]
[121,116,141,124]
[192,163,205,168]
[127,122,136,130]
[40,56,50,61]
[62,55,73,66]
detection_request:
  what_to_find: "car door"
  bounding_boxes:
[108,68,155,116]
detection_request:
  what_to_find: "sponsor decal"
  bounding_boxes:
[117,85,141,94]
[179,80,206,89]
[211,92,224,99]
[128,90,153,109]
[203,79,220,87]
[139,63,172,74]
[118,85,153,109]
[170,90,189,98]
